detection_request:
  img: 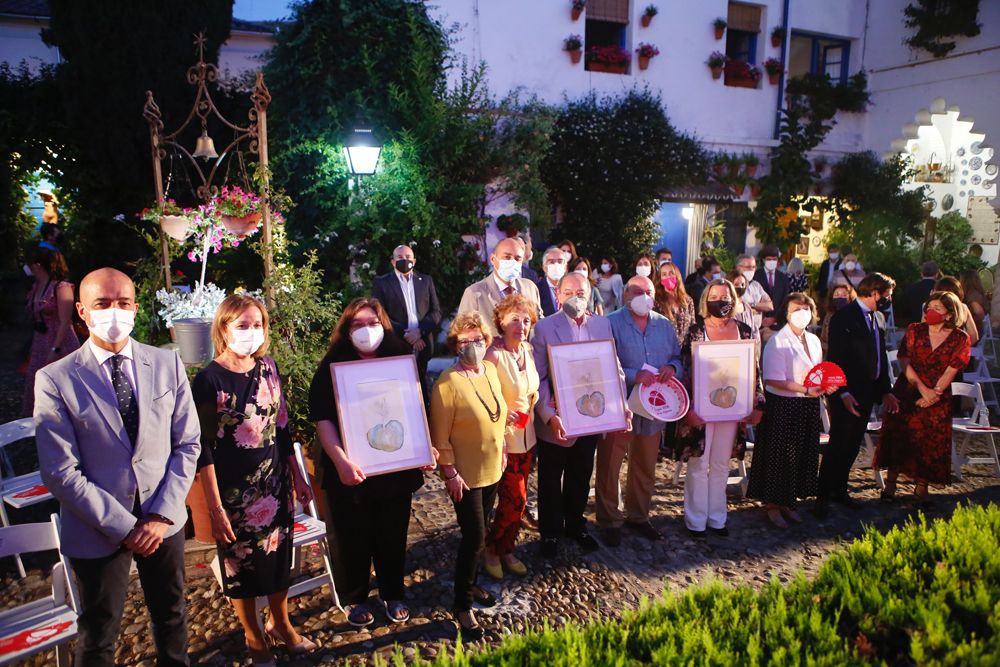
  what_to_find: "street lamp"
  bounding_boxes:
[343,128,382,176]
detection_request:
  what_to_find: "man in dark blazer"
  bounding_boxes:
[753,245,790,324]
[535,245,567,317]
[371,244,442,389]
[815,244,843,305]
[816,272,900,518]
[898,260,939,327]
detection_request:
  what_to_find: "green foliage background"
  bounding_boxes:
[541,89,709,268]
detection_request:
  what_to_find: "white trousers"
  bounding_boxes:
[683,420,739,531]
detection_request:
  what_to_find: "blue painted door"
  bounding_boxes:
[653,202,690,276]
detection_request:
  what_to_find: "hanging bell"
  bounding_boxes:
[193,129,218,159]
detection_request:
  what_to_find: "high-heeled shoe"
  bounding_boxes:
[453,608,484,640]
[880,480,897,504]
[264,621,318,654]
[482,553,504,580]
[246,642,276,667]
[502,554,528,576]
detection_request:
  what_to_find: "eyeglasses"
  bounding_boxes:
[458,337,485,346]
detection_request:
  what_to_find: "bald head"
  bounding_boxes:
[625,275,654,296]
[79,268,135,309]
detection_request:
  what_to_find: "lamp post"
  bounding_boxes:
[343,128,382,183]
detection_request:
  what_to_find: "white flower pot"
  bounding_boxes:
[160,215,193,241]
[172,318,214,365]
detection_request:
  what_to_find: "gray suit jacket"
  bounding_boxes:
[457,274,541,336]
[532,312,626,447]
[34,340,201,558]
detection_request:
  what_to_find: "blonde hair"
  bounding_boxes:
[697,279,744,318]
[446,311,492,354]
[212,294,270,359]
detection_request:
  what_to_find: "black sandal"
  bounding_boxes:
[452,608,484,640]
[880,480,897,503]
[470,585,497,607]
[345,603,374,628]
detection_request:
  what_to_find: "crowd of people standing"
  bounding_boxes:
[25,230,988,663]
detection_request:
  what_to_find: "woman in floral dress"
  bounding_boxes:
[192,294,315,665]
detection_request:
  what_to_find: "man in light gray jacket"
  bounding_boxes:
[35,268,200,667]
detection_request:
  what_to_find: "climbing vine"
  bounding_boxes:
[903,0,981,57]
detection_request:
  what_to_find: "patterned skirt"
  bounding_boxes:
[747,393,821,506]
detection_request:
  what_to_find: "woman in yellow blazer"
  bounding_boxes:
[430,311,508,639]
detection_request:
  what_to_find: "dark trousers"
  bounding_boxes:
[71,530,188,667]
[325,493,412,605]
[537,435,599,539]
[452,483,498,611]
[817,396,874,501]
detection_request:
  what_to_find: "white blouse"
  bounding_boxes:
[762,324,823,398]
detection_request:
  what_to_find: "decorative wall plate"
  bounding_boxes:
[941,194,954,211]
[959,191,967,197]
[971,141,983,155]
[986,164,998,176]
[970,157,983,170]
[957,147,966,157]
[972,175,982,185]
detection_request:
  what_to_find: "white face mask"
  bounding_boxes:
[630,294,654,317]
[845,261,857,271]
[229,328,265,357]
[764,260,778,272]
[635,264,651,278]
[741,270,756,284]
[88,307,135,345]
[22,264,33,277]
[350,324,384,353]
[561,251,572,263]
[574,268,590,278]
[562,295,589,319]
[545,262,566,282]
[789,309,812,330]
[712,272,723,281]
[600,263,611,273]
[496,258,521,283]
[829,252,839,261]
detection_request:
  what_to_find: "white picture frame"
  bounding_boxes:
[691,339,757,422]
[547,339,628,438]
[330,355,434,476]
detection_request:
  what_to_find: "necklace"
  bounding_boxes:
[465,372,502,423]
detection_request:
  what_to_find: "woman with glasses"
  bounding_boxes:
[429,311,508,639]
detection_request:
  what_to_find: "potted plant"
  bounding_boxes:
[564,34,583,64]
[707,51,726,79]
[771,26,786,48]
[724,58,761,88]
[743,153,760,177]
[750,180,763,198]
[813,156,828,175]
[571,0,585,21]
[587,44,630,74]
[211,185,263,238]
[156,281,231,365]
[727,153,742,177]
[713,17,727,40]
[731,174,748,198]
[140,199,197,241]
[496,212,528,238]
[635,43,660,70]
[641,4,658,27]
[764,57,783,85]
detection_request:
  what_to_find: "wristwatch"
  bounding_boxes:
[50,346,60,353]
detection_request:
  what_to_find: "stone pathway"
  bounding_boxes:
[4,319,1000,665]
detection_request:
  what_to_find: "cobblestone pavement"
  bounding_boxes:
[4,327,1000,665]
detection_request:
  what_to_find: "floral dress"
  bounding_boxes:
[672,320,766,462]
[22,280,79,416]
[192,357,294,598]
[874,323,970,484]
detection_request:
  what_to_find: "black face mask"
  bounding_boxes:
[707,300,733,318]
[876,295,892,312]
[395,259,414,274]
[831,297,849,312]
[735,286,747,297]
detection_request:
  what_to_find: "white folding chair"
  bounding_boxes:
[209,442,339,630]
[962,348,1000,414]
[886,350,900,386]
[951,382,1000,481]
[979,314,996,364]
[0,419,56,578]
[0,514,79,667]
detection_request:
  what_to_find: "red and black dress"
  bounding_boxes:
[875,323,970,484]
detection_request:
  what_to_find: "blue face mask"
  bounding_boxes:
[496,258,521,283]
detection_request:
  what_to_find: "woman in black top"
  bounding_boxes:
[192,294,316,665]
[308,297,429,628]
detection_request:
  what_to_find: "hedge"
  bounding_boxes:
[403,503,1000,666]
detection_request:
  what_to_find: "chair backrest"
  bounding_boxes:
[0,515,59,558]
[292,442,322,520]
[0,418,37,480]
[952,381,986,423]
[886,349,900,385]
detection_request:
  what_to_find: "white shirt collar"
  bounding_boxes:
[89,337,134,366]
[395,269,413,282]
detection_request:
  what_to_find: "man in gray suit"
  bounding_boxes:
[457,237,541,336]
[34,268,201,667]
[533,272,630,558]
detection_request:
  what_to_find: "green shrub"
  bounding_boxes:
[404,503,1000,665]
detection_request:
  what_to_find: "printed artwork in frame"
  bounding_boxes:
[691,339,756,422]
[330,354,435,476]
[547,339,628,438]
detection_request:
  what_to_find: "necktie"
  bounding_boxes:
[868,312,880,379]
[768,272,774,289]
[110,355,139,446]
[503,286,513,298]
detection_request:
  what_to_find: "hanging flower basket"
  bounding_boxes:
[707,51,726,80]
[771,26,786,48]
[564,34,583,64]
[732,183,747,197]
[160,214,193,241]
[636,43,659,70]
[641,15,652,27]
[764,58,783,85]
[571,0,585,21]
[220,211,262,238]
[713,18,727,40]
[711,66,723,79]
